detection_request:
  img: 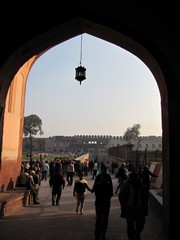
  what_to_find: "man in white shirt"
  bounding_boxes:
[66,161,75,186]
[42,160,49,181]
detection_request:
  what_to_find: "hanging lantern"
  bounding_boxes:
[75,65,86,85]
[75,34,87,85]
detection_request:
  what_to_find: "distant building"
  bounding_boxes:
[108,135,162,151]
[23,135,162,161]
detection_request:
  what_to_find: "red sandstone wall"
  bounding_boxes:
[0,58,36,191]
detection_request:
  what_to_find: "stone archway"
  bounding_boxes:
[0,17,169,232]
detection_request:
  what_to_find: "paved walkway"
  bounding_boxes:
[0,174,167,240]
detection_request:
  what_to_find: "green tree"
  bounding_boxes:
[23,114,44,156]
[123,124,141,143]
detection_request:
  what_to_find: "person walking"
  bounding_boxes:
[115,162,129,194]
[73,172,92,215]
[66,161,75,186]
[91,164,113,240]
[118,171,149,240]
[41,160,49,181]
[92,161,98,179]
[49,165,65,206]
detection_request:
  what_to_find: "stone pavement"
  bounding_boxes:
[0,174,167,240]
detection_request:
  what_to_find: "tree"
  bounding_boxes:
[23,114,44,156]
[123,124,141,143]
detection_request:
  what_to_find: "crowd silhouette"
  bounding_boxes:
[19,155,159,240]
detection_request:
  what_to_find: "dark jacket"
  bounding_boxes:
[92,172,113,205]
[119,172,149,218]
[49,171,65,188]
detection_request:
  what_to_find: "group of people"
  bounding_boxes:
[114,162,159,240]
[20,158,158,240]
[19,167,41,204]
[71,162,112,240]
[90,162,158,240]
[48,161,113,240]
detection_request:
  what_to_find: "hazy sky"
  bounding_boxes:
[24,33,162,138]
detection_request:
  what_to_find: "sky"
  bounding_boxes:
[24,33,162,138]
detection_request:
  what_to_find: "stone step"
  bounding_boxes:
[0,188,30,218]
